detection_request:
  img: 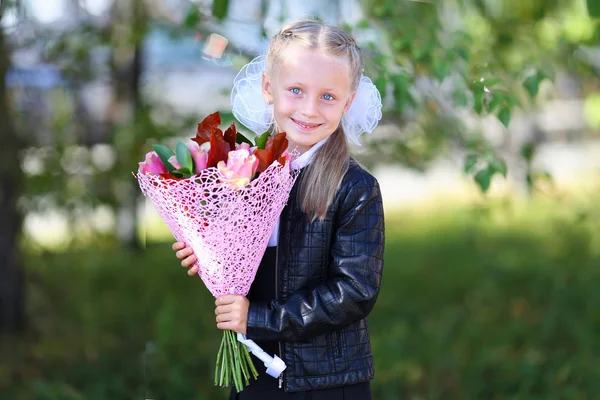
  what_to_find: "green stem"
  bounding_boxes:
[230,330,243,392]
[226,330,239,391]
[215,331,226,386]
[241,343,259,379]
[237,340,250,385]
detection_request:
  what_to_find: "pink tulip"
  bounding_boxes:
[236,142,255,154]
[139,151,168,175]
[168,155,182,170]
[187,141,209,173]
[217,149,259,189]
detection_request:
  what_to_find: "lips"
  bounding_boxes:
[291,118,322,131]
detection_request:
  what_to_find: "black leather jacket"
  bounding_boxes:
[246,158,385,392]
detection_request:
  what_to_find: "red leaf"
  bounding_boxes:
[270,132,288,163]
[254,132,288,173]
[193,112,222,146]
[207,130,230,168]
[223,122,237,152]
[159,173,184,181]
[254,149,271,173]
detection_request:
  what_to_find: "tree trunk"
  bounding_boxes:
[0,19,26,333]
[108,0,146,250]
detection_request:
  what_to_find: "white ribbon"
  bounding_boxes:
[227,287,287,378]
[237,333,287,378]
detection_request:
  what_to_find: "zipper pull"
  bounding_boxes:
[279,376,283,389]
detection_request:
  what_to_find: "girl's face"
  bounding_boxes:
[262,43,356,154]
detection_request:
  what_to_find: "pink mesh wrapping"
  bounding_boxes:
[136,162,298,297]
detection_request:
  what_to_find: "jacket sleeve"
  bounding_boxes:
[245,176,385,342]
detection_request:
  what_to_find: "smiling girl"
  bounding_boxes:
[173,19,385,399]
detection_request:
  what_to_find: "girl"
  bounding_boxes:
[173,19,385,399]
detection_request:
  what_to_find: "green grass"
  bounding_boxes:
[2,199,600,399]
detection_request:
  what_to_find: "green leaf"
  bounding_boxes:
[183,6,201,28]
[176,141,193,173]
[490,157,508,177]
[172,167,192,177]
[374,76,387,100]
[452,90,468,108]
[152,144,176,173]
[236,132,254,146]
[498,107,512,128]
[212,0,229,21]
[473,91,484,115]
[357,19,371,29]
[456,47,470,61]
[587,0,600,18]
[488,93,503,113]
[523,74,541,99]
[520,143,535,162]
[481,77,501,87]
[255,131,270,149]
[474,168,493,192]
[464,153,478,173]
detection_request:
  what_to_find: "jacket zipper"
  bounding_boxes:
[275,222,284,390]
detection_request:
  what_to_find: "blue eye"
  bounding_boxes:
[322,94,334,101]
[291,88,301,95]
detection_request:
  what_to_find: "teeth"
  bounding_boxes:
[296,120,317,129]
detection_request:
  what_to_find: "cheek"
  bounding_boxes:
[274,98,294,115]
[323,106,343,123]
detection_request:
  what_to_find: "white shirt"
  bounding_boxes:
[267,137,330,247]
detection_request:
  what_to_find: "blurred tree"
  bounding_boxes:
[0,3,26,332]
[107,0,148,249]
[356,0,599,191]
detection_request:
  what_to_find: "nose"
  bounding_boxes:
[300,97,319,117]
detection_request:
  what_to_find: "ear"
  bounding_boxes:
[262,71,273,102]
[344,91,357,113]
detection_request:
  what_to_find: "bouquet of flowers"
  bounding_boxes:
[134,112,298,392]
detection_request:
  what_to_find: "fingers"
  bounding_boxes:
[175,246,194,260]
[180,254,197,268]
[215,309,247,334]
[215,295,238,306]
[187,264,199,276]
[172,241,185,251]
[172,242,199,277]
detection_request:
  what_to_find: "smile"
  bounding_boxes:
[291,118,322,131]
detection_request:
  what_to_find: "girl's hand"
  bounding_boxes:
[172,241,198,276]
[215,295,249,335]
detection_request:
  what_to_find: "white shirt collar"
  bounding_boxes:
[290,136,330,170]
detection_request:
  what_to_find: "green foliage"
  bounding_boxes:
[255,131,270,150]
[175,141,194,176]
[2,202,600,398]
[212,0,230,21]
[587,0,600,18]
[357,0,599,189]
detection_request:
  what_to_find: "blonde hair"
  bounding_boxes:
[266,19,364,220]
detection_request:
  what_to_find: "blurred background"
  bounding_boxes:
[1,0,600,398]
